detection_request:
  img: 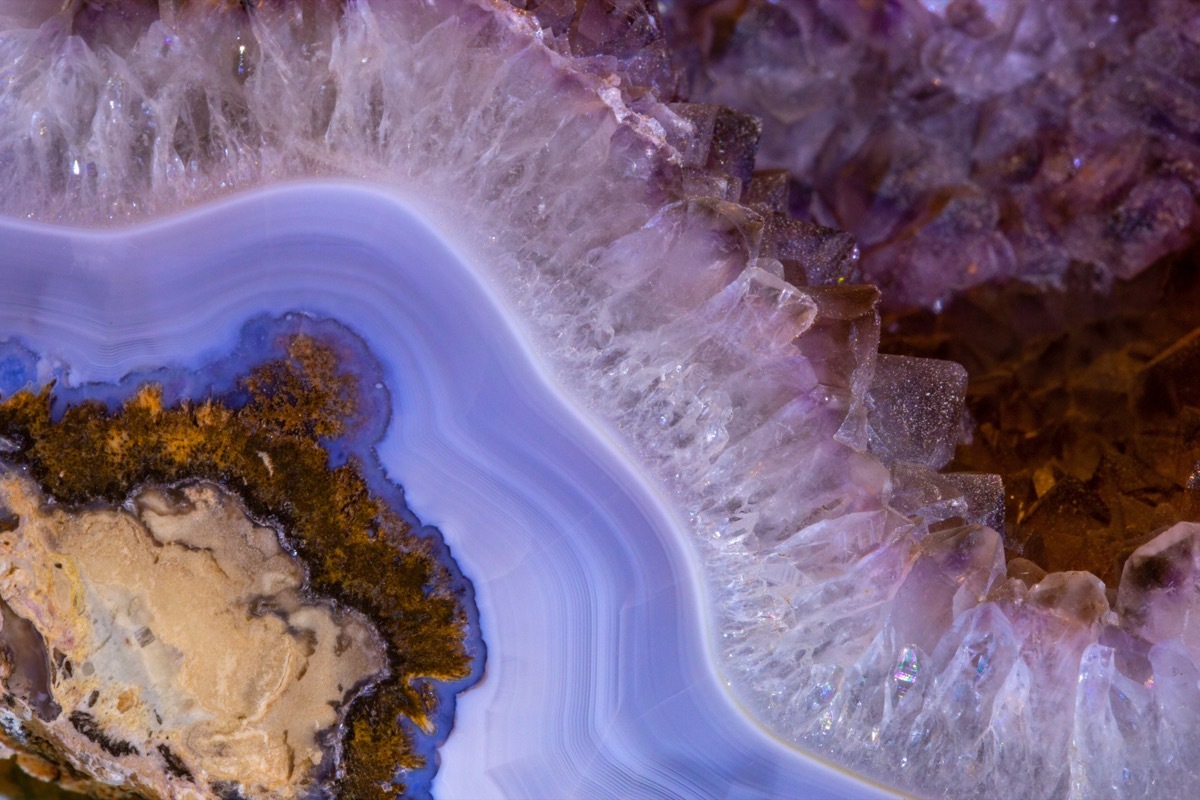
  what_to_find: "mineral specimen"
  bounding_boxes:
[661,0,1200,307]
[884,248,1200,589]
[3,1,1200,800]
[0,328,477,799]
[0,475,386,800]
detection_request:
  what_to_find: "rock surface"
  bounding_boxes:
[0,472,385,799]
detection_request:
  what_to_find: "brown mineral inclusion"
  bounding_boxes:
[884,250,1200,592]
[0,336,472,800]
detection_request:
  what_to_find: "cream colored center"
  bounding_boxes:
[0,472,386,800]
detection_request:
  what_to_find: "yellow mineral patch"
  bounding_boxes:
[0,336,474,800]
[0,471,387,800]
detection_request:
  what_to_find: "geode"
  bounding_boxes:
[4,1,1200,800]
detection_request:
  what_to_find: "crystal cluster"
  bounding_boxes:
[884,252,1200,590]
[661,0,1200,308]
[0,2,1198,800]
[0,185,889,799]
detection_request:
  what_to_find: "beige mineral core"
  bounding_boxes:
[0,470,387,799]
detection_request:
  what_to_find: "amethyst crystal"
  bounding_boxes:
[662,0,1200,308]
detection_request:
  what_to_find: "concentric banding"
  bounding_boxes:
[0,188,896,798]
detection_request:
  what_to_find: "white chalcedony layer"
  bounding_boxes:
[0,1,1197,798]
[0,188,899,799]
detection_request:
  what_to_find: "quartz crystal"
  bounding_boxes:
[661,0,1200,307]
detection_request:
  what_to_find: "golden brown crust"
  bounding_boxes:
[0,334,472,800]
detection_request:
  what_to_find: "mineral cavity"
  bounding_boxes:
[0,472,386,799]
[662,0,1200,308]
[10,0,1200,797]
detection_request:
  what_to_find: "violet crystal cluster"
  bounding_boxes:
[0,1,1198,800]
[662,0,1200,308]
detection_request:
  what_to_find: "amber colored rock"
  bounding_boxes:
[883,251,1200,589]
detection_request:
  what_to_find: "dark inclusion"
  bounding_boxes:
[884,250,1200,592]
[0,317,483,800]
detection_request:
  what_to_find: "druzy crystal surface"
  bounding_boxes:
[1,1,1200,800]
[661,0,1200,308]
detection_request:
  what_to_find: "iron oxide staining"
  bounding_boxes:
[0,326,480,800]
